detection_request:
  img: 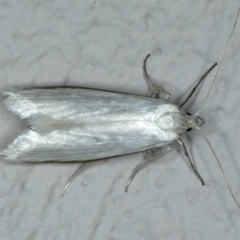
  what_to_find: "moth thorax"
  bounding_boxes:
[157,111,188,135]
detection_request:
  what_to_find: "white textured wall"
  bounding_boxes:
[0,1,240,239]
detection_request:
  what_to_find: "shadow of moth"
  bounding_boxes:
[1,8,239,209]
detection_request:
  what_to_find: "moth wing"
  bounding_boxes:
[1,122,171,162]
[2,88,163,126]
[1,88,173,162]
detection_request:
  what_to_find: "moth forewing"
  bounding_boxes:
[1,88,184,162]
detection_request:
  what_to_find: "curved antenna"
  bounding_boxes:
[197,128,240,210]
[179,63,217,108]
[196,8,240,116]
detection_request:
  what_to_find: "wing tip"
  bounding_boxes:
[0,128,32,162]
[2,90,30,121]
[0,148,19,162]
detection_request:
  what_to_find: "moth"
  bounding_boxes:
[1,9,239,209]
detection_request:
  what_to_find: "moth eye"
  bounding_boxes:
[186,113,192,131]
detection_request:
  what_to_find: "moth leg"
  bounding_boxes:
[143,54,171,101]
[179,63,217,107]
[177,139,205,185]
[61,161,99,197]
[125,145,172,192]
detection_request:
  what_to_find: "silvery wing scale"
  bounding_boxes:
[1,87,199,162]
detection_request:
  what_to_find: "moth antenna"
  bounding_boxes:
[197,128,240,210]
[196,7,240,116]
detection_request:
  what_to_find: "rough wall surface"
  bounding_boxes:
[0,1,240,239]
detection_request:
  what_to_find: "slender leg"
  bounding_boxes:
[125,145,172,192]
[179,63,217,108]
[61,161,100,197]
[177,139,205,185]
[143,54,171,101]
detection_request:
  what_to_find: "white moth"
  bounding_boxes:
[1,86,200,162]
[1,9,239,209]
[1,56,210,193]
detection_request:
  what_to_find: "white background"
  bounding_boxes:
[0,1,240,239]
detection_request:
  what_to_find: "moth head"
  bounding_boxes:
[186,113,204,131]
